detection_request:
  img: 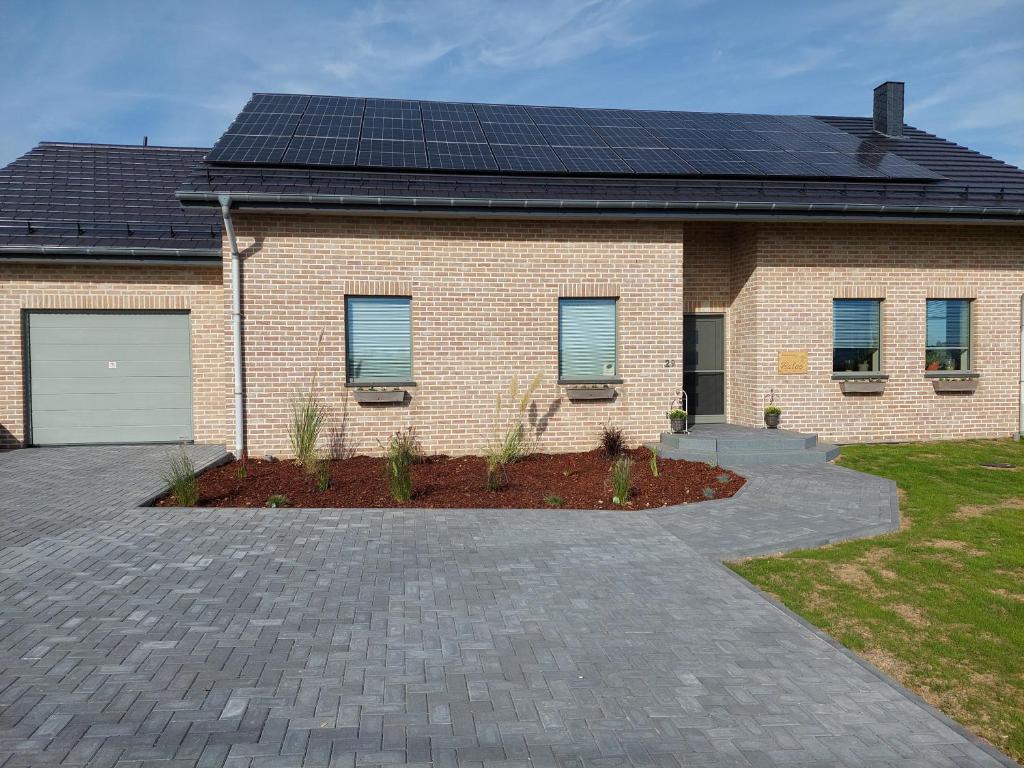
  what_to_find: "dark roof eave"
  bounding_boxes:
[0,244,222,266]
[177,190,1024,224]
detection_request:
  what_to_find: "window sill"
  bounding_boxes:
[836,377,887,394]
[929,374,979,393]
[564,384,618,401]
[558,377,623,386]
[349,385,412,405]
[345,381,417,388]
[925,370,979,379]
[831,372,888,381]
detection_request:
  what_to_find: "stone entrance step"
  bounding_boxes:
[648,424,839,465]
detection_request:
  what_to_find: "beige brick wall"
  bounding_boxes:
[228,215,685,457]
[2,220,1020,455]
[0,262,230,448]
[728,223,1024,443]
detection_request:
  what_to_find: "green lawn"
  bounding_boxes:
[730,439,1024,762]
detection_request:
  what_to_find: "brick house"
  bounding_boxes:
[2,82,1023,456]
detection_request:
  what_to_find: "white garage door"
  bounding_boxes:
[26,311,193,445]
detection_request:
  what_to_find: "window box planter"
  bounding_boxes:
[927,372,979,393]
[352,388,407,404]
[565,384,617,401]
[833,373,888,394]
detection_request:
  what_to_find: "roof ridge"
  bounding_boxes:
[37,141,210,152]
[246,91,842,120]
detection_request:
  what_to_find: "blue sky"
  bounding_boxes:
[1,0,1022,168]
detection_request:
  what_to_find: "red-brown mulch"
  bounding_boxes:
[158,448,744,509]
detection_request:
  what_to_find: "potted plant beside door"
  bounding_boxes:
[764,404,782,429]
[667,409,688,434]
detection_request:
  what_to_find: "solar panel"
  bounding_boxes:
[305,96,363,116]
[361,115,423,142]
[421,102,478,120]
[743,151,822,176]
[207,93,944,181]
[526,106,587,126]
[538,124,606,147]
[282,137,359,166]
[422,119,487,143]
[479,122,548,146]
[594,124,665,148]
[489,144,566,172]
[294,113,361,138]
[208,134,291,164]
[552,146,632,173]
[357,139,428,168]
[426,141,498,171]
[615,148,698,174]
[225,112,301,137]
[246,94,310,114]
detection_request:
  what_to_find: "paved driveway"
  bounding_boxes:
[0,447,1013,768]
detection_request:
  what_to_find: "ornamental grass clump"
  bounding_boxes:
[600,423,626,457]
[161,447,198,506]
[484,373,543,490]
[290,392,327,473]
[313,459,331,492]
[384,428,419,502]
[609,455,632,505]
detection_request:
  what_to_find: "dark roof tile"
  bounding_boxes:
[0,143,221,254]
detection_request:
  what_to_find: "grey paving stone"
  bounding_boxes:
[0,446,1015,767]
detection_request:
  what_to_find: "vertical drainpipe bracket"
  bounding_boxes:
[219,195,246,457]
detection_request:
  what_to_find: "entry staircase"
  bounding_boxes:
[649,423,840,465]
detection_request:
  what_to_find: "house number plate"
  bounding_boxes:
[778,351,808,374]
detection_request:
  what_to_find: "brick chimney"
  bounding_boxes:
[873,81,904,138]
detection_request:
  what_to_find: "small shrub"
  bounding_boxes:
[702,487,716,500]
[649,447,660,478]
[290,391,327,472]
[716,472,731,484]
[764,405,782,416]
[161,448,198,506]
[600,424,626,457]
[384,428,419,502]
[609,455,632,505]
[666,408,688,420]
[544,494,565,508]
[314,459,331,492]
[267,494,290,508]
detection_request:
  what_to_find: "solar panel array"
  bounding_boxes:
[207,94,943,180]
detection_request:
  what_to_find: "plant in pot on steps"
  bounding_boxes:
[764,404,782,429]
[667,408,688,434]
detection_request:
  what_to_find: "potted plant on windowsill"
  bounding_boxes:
[764,404,782,429]
[667,409,688,434]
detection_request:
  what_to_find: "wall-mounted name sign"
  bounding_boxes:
[778,351,808,375]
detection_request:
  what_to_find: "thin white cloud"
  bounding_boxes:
[761,46,841,80]
[883,0,1015,36]
[316,0,655,90]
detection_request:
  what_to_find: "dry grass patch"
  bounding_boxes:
[924,539,987,556]
[954,496,1024,520]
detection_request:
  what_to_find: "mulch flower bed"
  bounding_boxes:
[158,448,744,509]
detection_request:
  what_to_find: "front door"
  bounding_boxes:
[683,314,725,423]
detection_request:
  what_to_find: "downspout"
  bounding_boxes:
[1019,294,1024,439]
[219,195,246,457]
